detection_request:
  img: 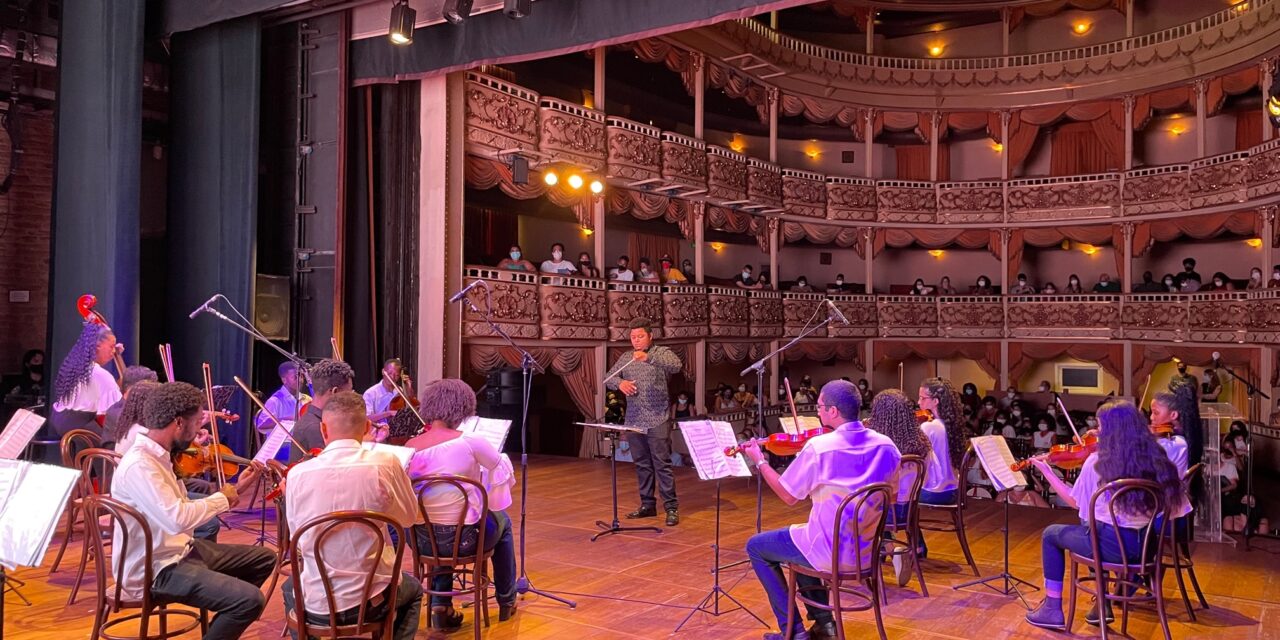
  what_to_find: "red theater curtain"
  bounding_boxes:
[1236,111,1264,151]
[628,232,682,268]
[874,341,1000,381]
[895,144,950,181]
[1050,121,1117,175]
[1007,342,1125,384]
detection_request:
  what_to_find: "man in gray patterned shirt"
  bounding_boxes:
[605,318,683,526]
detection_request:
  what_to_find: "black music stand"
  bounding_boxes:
[576,422,663,541]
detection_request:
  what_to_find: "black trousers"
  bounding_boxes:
[151,539,275,640]
[626,431,678,511]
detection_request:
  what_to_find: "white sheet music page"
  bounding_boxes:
[969,436,1027,492]
[0,408,47,459]
[0,461,78,569]
[252,420,295,464]
[362,442,416,468]
[778,415,822,436]
[0,459,25,518]
[678,420,752,480]
[458,416,512,452]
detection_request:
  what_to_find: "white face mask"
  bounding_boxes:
[1038,423,1049,431]
[1070,278,1078,285]
[1018,279,1026,285]
[743,271,751,279]
[1086,418,1097,427]
[1165,279,1174,286]
[798,281,807,287]
[678,398,688,405]
[1274,272,1280,281]
[978,280,988,287]
[1007,391,1015,397]
[738,386,746,392]
[1252,272,1262,280]
[1012,410,1022,417]
[1214,280,1224,287]
[552,251,563,260]
[836,279,844,285]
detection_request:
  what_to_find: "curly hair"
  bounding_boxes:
[1157,383,1203,466]
[54,323,113,404]
[115,380,160,442]
[309,359,354,395]
[122,366,158,391]
[921,377,966,467]
[1093,400,1183,517]
[868,389,931,458]
[142,382,204,431]
[418,379,477,429]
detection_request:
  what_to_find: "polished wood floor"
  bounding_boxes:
[7,455,1280,639]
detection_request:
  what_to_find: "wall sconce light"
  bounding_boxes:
[580,226,594,236]
[710,242,725,253]
[1246,237,1264,248]
[991,142,1003,153]
[1079,243,1100,256]
[728,134,746,153]
[582,89,595,110]
[567,174,584,190]
[928,249,944,258]
[589,179,604,194]
[1233,1,1250,13]
[1071,21,1092,35]
[927,44,945,58]
[1167,123,1188,136]
[805,147,821,160]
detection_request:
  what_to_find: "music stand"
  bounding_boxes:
[576,422,662,541]
[954,435,1038,608]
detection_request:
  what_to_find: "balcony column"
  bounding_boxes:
[865,9,874,55]
[1121,222,1134,293]
[1123,342,1134,398]
[999,341,1010,390]
[1194,79,1207,158]
[863,227,874,295]
[864,108,878,179]
[1264,58,1275,142]
[1000,110,1011,181]
[1125,0,1134,38]
[769,217,780,290]
[1263,206,1277,281]
[593,47,610,415]
[1001,7,1010,57]
[418,73,466,380]
[1123,95,1135,171]
[768,87,779,163]
[692,53,705,140]
[693,202,708,417]
[1262,348,1274,422]
[769,218,781,406]
[929,111,941,182]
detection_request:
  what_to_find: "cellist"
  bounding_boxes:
[52,322,123,441]
[362,358,414,425]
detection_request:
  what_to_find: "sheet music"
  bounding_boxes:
[0,459,25,517]
[362,442,415,468]
[969,436,1027,492]
[678,420,752,481]
[778,415,822,436]
[252,420,295,464]
[458,416,513,452]
[0,409,47,459]
[0,461,78,569]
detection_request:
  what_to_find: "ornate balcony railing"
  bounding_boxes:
[463,267,1280,345]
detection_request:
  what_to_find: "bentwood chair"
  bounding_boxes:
[50,429,104,573]
[785,482,893,640]
[918,447,980,576]
[260,461,292,601]
[287,511,408,640]
[83,495,209,640]
[1162,462,1209,620]
[67,448,122,605]
[1066,479,1172,640]
[881,455,928,597]
[413,475,493,640]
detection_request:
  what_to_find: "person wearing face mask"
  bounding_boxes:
[733,263,762,290]
[1178,272,1201,293]
[1032,418,1055,451]
[790,276,814,293]
[6,348,46,399]
[1064,274,1086,294]
[576,252,600,278]
[1091,273,1120,293]
[713,387,741,414]
[1200,367,1223,402]
[681,259,695,281]
[734,384,757,409]
[972,276,993,295]
[937,276,957,296]
[670,391,700,421]
[1247,267,1265,290]
[910,278,931,296]
[1041,282,1058,295]
[1160,273,1177,292]
[1202,271,1235,292]
[1009,273,1036,295]
[610,255,635,282]
[1170,362,1196,391]
[1181,258,1202,284]
[1000,386,1020,409]
[798,376,818,400]
[758,271,773,290]
[828,273,850,294]
[959,382,980,415]
[657,254,687,284]
[496,244,536,272]
[976,397,999,430]
[635,258,661,283]
[539,242,578,275]
[1130,271,1161,293]
[857,378,872,407]
[1269,265,1280,289]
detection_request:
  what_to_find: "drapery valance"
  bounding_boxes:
[1008,342,1124,385]
[874,341,1001,381]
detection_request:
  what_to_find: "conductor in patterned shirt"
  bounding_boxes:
[605,318,683,526]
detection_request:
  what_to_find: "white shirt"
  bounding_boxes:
[1033,429,1055,450]
[285,439,421,615]
[115,424,147,455]
[778,421,901,573]
[610,268,634,282]
[919,420,957,493]
[539,259,577,275]
[256,386,309,434]
[892,448,943,503]
[111,435,231,600]
[362,382,397,418]
[1157,435,1189,479]
[53,363,122,413]
[405,433,502,525]
[1070,452,1190,526]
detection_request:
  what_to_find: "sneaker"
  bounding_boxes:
[1024,599,1066,631]
[626,506,657,519]
[1085,602,1115,626]
[666,508,680,526]
[808,620,838,639]
[891,546,914,587]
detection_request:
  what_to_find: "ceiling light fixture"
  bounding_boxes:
[389,0,415,45]
[443,0,473,24]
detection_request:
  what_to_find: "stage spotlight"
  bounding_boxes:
[504,0,532,19]
[389,0,415,45]
[443,0,473,24]
[589,179,604,194]
[543,170,559,186]
[568,174,584,189]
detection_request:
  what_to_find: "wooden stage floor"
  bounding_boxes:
[7,455,1280,639]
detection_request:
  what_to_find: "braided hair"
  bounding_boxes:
[54,323,113,404]
[921,377,966,466]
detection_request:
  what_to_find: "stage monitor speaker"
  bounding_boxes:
[254,274,291,341]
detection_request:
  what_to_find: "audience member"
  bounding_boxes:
[1170,361,1196,390]
[734,384,757,409]
[857,378,872,407]
[1131,271,1163,293]
[660,255,687,284]
[973,276,994,295]
[540,243,578,275]
[1182,258,1202,284]
[960,382,980,415]
[1178,272,1201,292]
[1201,367,1223,402]
[1247,267,1265,290]
[610,255,634,281]
[496,244,536,272]
[1270,265,1280,289]
[1161,274,1177,292]
[911,279,930,296]
[1203,272,1235,291]
[682,259,695,279]
[713,387,741,414]
[1009,273,1036,295]
[1063,274,1084,294]
[1041,282,1059,295]
[636,258,660,283]
[758,272,772,289]
[999,386,1019,409]
[577,252,600,278]
[790,276,814,293]
[1091,273,1120,293]
[5,348,45,399]
[671,390,700,421]
[734,264,762,290]
[1037,380,1052,393]
[827,273,851,293]
[1032,419,1055,451]
[937,276,957,295]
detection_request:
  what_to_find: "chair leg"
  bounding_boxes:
[1171,546,1196,621]
[49,504,80,573]
[1098,568,1110,640]
[1153,567,1173,640]
[66,534,94,606]
[1180,539,1209,610]
[159,604,169,637]
[910,529,928,598]
[868,576,886,640]
[784,568,798,639]
[952,508,980,577]
[1065,559,1079,634]
[90,602,107,640]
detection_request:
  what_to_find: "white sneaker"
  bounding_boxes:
[891,547,914,587]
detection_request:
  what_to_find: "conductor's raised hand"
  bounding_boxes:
[619,380,638,396]
[632,350,649,363]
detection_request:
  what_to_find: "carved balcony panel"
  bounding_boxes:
[938,296,1005,339]
[708,286,750,337]
[1247,138,1280,200]
[877,181,937,224]
[662,284,710,339]
[461,266,541,339]
[1247,289,1280,344]
[464,73,540,157]
[748,289,784,338]
[783,292,827,337]
[1188,291,1249,343]
[605,117,662,184]
[1007,295,1120,339]
[539,98,606,172]
[1007,174,1120,222]
[1122,166,1189,215]
[782,169,827,219]
[828,295,877,338]
[660,132,708,195]
[826,176,877,222]
[876,296,938,338]
[607,282,664,341]
[747,158,783,208]
[1119,294,1189,342]
[937,182,1004,224]
[539,275,608,340]
[706,145,749,203]
[1189,151,1249,209]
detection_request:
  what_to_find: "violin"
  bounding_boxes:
[174,443,252,478]
[1152,422,1175,436]
[725,427,831,458]
[388,373,419,412]
[263,448,323,502]
[1011,433,1098,472]
[916,409,932,425]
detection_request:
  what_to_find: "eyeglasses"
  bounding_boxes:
[918,394,935,401]
[816,403,834,410]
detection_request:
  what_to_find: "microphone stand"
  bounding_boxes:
[459,294,576,609]
[1214,361,1276,549]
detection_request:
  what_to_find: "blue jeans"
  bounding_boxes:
[1041,522,1149,594]
[282,573,422,640]
[747,528,832,635]
[417,511,517,609]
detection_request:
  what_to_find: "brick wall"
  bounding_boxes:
[0,105,53,373]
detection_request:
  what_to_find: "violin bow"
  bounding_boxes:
[158,344,175,382]
[201,363,228,487]
[783,377,802,435]
[1053,392,1085,445]
[233,375,309,454]
[383,369,426,427]
[330,336,342,361]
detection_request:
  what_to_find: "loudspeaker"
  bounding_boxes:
[443,0,473,24]
[504,0,532,19]
[254,274,291,341]
[511,155,529,184]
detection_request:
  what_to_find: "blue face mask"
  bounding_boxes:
[510,251,521,260]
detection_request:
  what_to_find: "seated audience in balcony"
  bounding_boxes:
[610,255,635,281]
[1175,273,1200,292]
[713,387,740,414]
[1091,273,1120,293]
[577,252,600,278]
[857,378,872,407]
[1202,272,1235,291]
[734,384,757,409]
[758,271,773,289]
[1064,274,1085,294]
[497,244,536,272]
[1201,367,1223,402]
[1247,267,1265,290]
[797,375,818,399]
[1270,265,1280,289]
[972,276,994,295]
[540,243,578,275]
[827,273,850,293]
[659,255,687,284]
[937,276,957,295]
[1161,274,1177,292]
[1131,271,1163,293]
[733,264,762,290]
[790,276,814,293]
[911,279,931,296]
[960,382,980,415]
[671,390,700,421]
[636,258,661,283]
[681,259,695,281]
[1032,419,1055,451]
[1037,380,1052,393]
[1009,273,1036,295]
[1182,258,1202,285]
[1041,282,1059,295]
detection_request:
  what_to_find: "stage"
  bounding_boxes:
[8,455,1279,639]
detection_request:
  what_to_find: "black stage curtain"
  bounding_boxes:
[165,17,262,455]
[153,0,294,36]
[49,0,145,375]
[345,84,422,383]
[352,0,813,84]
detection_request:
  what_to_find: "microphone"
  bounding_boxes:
[188,294,219,319]
[448,280,487,304]
[1211,351,1221,368]
[824,299,850,325]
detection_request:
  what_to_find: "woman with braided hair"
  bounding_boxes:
[51,322,123,442]
[917,377,966,507]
